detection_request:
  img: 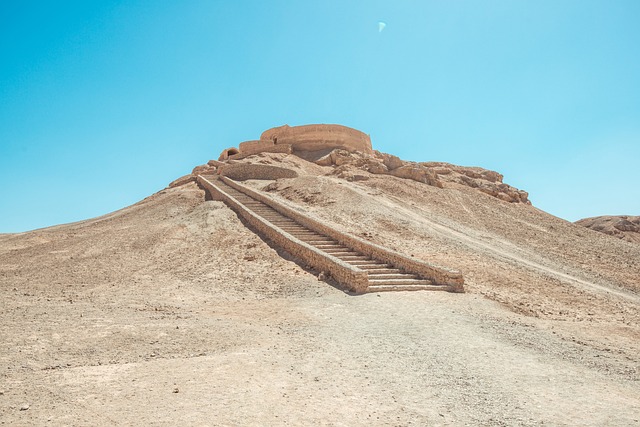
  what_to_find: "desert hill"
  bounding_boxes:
[1,126,639,425]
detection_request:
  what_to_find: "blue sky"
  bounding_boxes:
[1,1,639,232]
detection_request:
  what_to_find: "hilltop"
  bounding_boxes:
[1,125,639,425]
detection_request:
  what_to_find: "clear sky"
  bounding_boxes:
[1,1,639,233]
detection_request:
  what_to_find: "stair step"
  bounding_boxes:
[367,284,447,292]
[354,263,393,270]
[366,274,420,280]
[323,250,357,256]
[368,279,433,286]
[365,268,403,274]
[336,255,370,261]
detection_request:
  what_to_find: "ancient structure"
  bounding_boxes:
[219,124,372,161]
[163,122,549,292]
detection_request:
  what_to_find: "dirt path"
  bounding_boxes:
[384,192,640,303]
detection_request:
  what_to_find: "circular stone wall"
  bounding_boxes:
[260,124,372,154]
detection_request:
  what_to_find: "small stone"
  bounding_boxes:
[20,404,29,411]
[173,387,179,393]
[317,272,326,281]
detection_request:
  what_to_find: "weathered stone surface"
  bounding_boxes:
[218,147,240,161]
[192,165,217,175]
[421,162,529,204]
[362,159,388,175]
[261,124,373,154]
[390,164,442,188]
[168,174,196,188]
[379,152,404,171]
[330,149,357,166]
[220,124,372,162]
[315,153,334,166]
[575,216,640,244]
[218,163,298,181]
[333,165,370,182]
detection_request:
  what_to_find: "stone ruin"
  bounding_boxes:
[218,124,373,161]
[171,123,530,205]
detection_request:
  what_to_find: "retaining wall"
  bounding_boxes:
[218,163,299,181]
[228,144,293,161]
[197,175,369,293]
[221,176,464,291]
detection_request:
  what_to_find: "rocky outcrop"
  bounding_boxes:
[389,164,441,187]
[168,174,196,188]
[168,164,217,188]
[218,148,239,161]
[192,164,217,176]
[575,216,640,244]
[422,162,530,204]
[212,124,529,204]
[313,149,528,203]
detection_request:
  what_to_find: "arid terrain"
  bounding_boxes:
[1,152,639,426]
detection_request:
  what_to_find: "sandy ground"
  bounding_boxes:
[1,164,640,425]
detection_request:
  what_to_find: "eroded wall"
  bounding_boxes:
[261,124,372,154]
[218,124,373,161]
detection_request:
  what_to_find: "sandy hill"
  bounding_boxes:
[1,146,639,425]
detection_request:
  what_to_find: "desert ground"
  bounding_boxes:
[1,153,639,426]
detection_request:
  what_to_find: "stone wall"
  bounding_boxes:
[218,147,240,161]
[228,144,292,161]
[222,177,464,291]
[197,175,369,293]
[218,124,373,161]
[218,163,299,181]
[260,124,373,154]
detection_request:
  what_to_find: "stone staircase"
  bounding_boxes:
[198,175,464,293]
